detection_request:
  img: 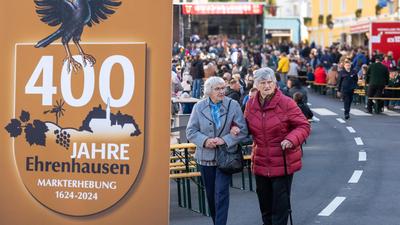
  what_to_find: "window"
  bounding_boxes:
[341,0,346,13]
[357,0,363,9]
[307,1,312,17]
[293,4,299,17]
[320,34,325,47]
[328,0,332,14]
[319,0,324,14]
[389,1,395,14]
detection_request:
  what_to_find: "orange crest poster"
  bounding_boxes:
[1,0,171,223]
[6,43,146,216]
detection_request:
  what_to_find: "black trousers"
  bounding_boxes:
[343,91,354,116]
[367,85,385,112]
[255,175,293,225]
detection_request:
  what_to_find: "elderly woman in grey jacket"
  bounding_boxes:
[186,76,248,225]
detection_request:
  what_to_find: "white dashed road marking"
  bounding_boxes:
[381,109,400,116]
[318,197,346,217]
[312,116,320,122]
[346,127,356,133]
[354,137,364,145]
[336,118,346,123]
[341,108,373,116]
[311,108,338,116]
[358,152,367,161]
[348,170,363,183]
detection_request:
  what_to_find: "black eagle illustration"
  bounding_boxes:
[34,0,122,73]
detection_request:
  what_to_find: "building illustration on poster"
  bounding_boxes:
[87,100,140,136]
[5,100,141,149]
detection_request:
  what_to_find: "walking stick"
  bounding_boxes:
[282,149,294,225]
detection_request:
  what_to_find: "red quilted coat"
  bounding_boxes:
[244,89,311,177]
[314,67,327,84]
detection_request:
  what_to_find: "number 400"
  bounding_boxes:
[25,55,135,107]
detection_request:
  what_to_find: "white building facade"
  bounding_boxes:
[275,0,311,42]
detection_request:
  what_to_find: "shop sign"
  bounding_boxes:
[183,4,263,15]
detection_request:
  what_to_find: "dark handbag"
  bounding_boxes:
[216,144,244,174]
[215,100,244,174]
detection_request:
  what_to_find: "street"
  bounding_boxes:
[170,91,400,225]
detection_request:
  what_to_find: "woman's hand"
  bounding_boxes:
[204,138,225,148]
[214,137,226,146]
[281,139,293,151]
[230,126,240,136]
[205,139,217,149]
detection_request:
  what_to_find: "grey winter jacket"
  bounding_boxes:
[186,97,248,163]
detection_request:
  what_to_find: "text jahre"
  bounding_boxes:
[71,143,130,160]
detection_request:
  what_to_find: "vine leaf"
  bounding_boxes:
[5,119,22,137]
[24,120,48,146]
[20,110,30,123]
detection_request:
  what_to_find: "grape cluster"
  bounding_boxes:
[54,129,71,149]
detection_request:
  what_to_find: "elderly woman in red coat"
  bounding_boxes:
[243,67,310,225]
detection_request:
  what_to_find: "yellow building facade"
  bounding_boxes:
[307,0,399,47]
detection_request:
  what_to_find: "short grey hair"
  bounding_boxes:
[254,67,277,86]
[204,76,225,97]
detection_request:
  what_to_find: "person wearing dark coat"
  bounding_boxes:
[191,54,205,98]
[244,67,311,225]
[293,92,313,119]
[337,60,359,119]
[225,79,241,103]
[288,78,308,103]
[365,56,390,113]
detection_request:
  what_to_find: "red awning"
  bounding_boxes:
[182,4,263,15]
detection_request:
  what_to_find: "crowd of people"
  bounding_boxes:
[171,35,400,117]
[171,35,400,225]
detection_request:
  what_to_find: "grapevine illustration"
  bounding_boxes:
[54,129,71,149]
[4,110,48,146]
[5,101,140,150]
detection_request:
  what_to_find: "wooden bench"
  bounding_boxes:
[313,82,327,86]
[354,89,366,95]
[170,154,194,161]
[312,82,327,94]
[170,172,201,179]
[170,143,204,214]
[170,171,206,215]
[170,165,197,172]
[306,80,314,85]
[368,97,400,100]
[366,97,400,113]
[353,89,367,104]
[326,85,337,97]
[384,87,400,91]
[170,161,197,167]
[170,143,197,167]
[287,75,308,79]
[170,143,196,150]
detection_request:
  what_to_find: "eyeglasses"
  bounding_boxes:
[258,80,274,86]
[213,87,225,92]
